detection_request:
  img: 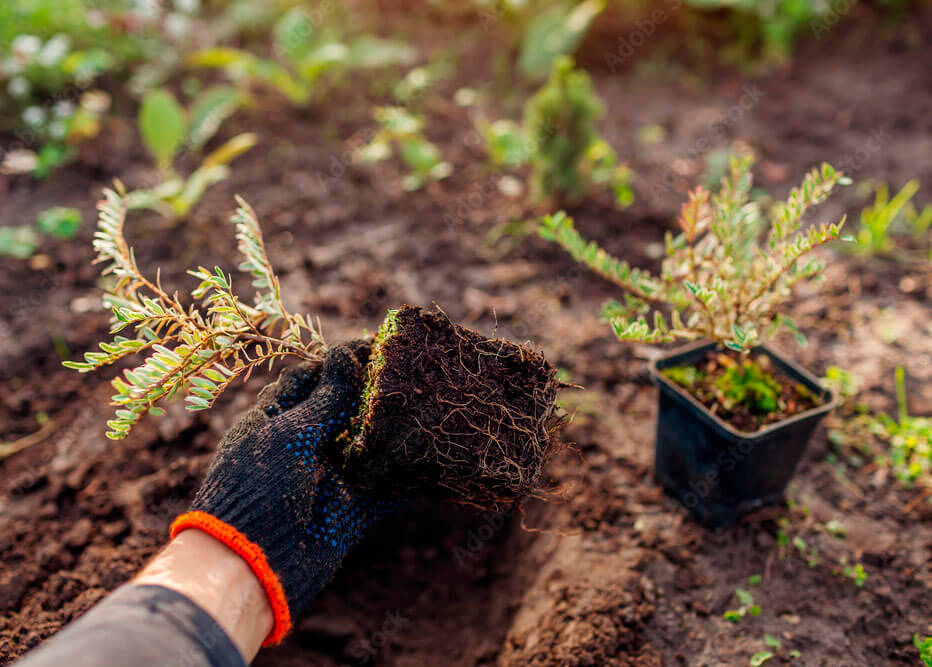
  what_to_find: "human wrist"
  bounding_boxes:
[135,529,273,661]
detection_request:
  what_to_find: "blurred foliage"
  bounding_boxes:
[519,0,606,79]
[916,635,932,667]
[473,57,632,206]
[849,180,932,262]
[124,86,254,218]
[357,106,452,191]
[0,205,81,258]
[825,366,932,492]
[189,6,416,105]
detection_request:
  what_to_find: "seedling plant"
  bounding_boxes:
[357,106,452,191]
[0,206,81,259]
[65,188,561,509]
[539,152,849,422]
[474,56,632,207]
[126,86,255,218]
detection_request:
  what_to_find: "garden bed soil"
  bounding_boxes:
[2,7,932,666]
[662,350,822,433]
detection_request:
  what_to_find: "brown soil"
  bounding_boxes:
[2,6,932,667]
[343,305,560,510]
[663,351,823,433]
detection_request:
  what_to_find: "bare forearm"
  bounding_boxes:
[16,531,272,667]
[135,529,274,661]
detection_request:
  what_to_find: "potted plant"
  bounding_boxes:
[539,152,849,525]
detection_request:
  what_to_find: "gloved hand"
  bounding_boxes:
[170,343,395,646]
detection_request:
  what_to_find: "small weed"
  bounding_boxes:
[124,86,255,218]
[825,366,931,493]
[0,206,81,258]
[724,587,761,623]
[824,519,846,538]
[358,106,451,191]
[849,180,932,262]
[838,556,867,587]
[189,7,415,106]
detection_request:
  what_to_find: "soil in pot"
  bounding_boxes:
[662,350,822,433]
[337,305,563,510]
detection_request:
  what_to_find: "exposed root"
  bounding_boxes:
[343,305,565,511]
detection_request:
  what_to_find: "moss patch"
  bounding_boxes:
[342,308,401,456]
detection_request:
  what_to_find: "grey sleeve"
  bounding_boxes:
[15,584,247,667]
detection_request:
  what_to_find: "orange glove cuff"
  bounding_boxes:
[170,511,292,646]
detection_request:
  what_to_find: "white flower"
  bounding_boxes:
[22,106,46,127]
[174,0,200,14]
[37,34,70,67]
[164,13,191,41]
[132,0,162,21]
[7,76,29,98]
[54,100,76,118]
[48,119,67,140]
[11,35,42,62]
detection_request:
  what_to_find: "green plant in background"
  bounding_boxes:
[518,0,606,80]
[125,86,255,218]
[723,586,761,622]
[682,0,833,63]
[825,366,931,492]
[0,0,195,177]
[477,56,632,206]
[64,186,327,438]
[189,6,416,106]
[525,56,613,202]
[850,180,932,260]
[539,152,849,351]
[0,206,81,258]
[357,106,452,191]
[915,634,932,666]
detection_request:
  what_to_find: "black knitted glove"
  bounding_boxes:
[170,344,395,646]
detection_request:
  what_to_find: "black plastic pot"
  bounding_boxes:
[648,341,839,526]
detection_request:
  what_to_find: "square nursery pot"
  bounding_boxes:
[648,341,839,527]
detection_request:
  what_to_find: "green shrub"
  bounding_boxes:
[539,152,849,351]
[519,56,632,205]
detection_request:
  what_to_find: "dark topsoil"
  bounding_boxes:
[2,7,932,666]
